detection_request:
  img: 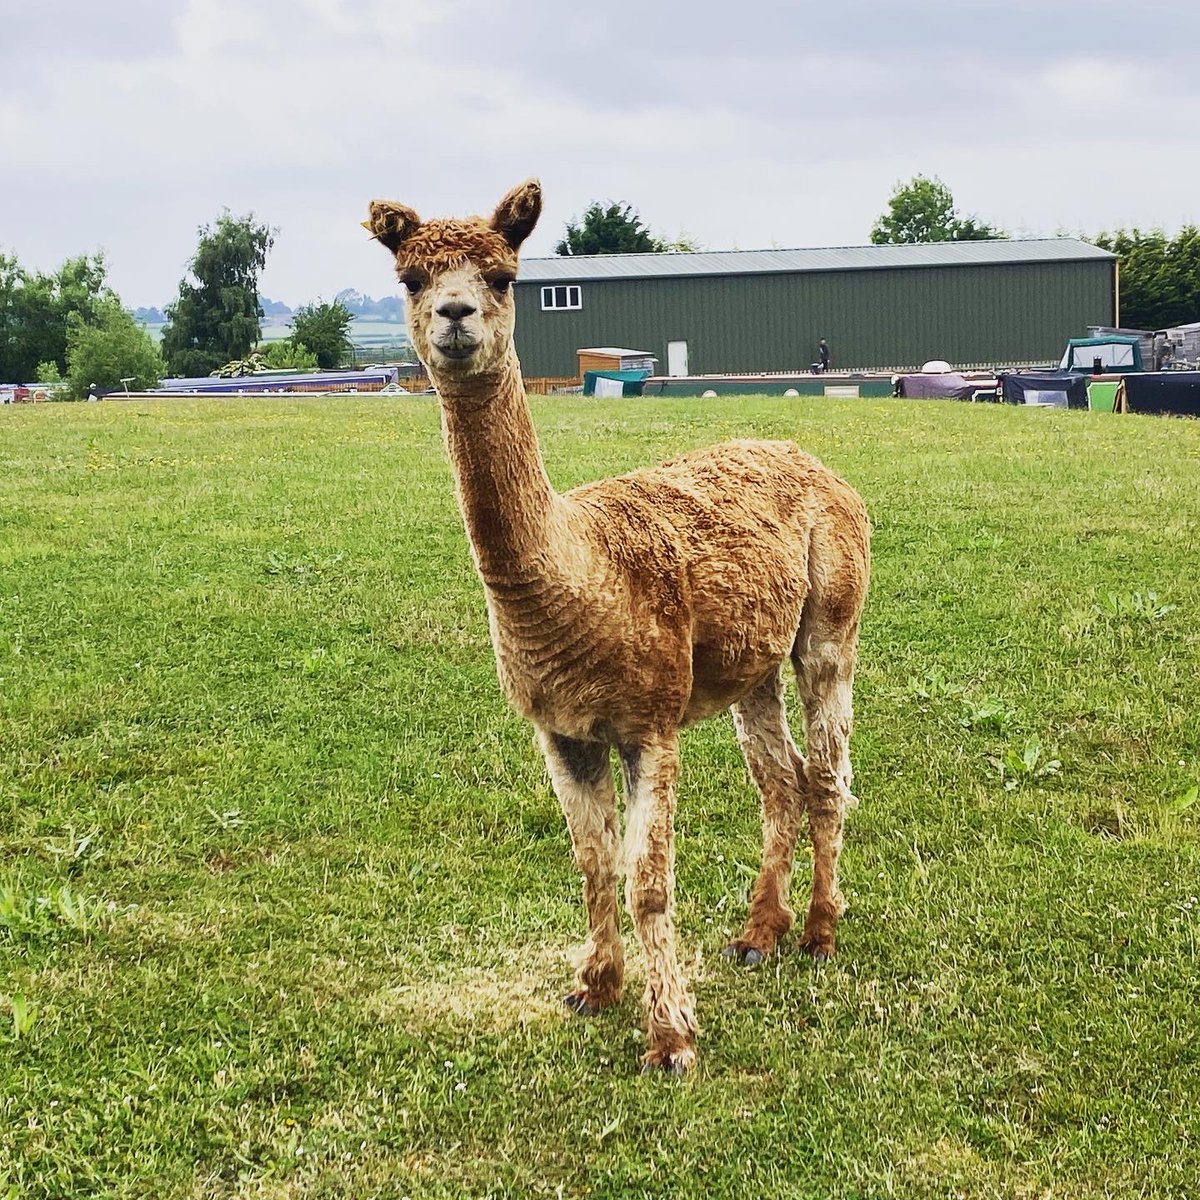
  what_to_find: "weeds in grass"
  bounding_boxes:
[906,668,964,702]
[43,826,103,875]
[1173,784,1199,815]
[3,993,37,1041]
[292,645,354,676]
[1093,588,1176,622]
[906,671,1015,733]
[0,881,109,941]
[957,695,1016,734]
[263,549,346,580]
[1063,588,1178,643]
[1157,784,1200,841]
[991,735,1062,791]
[1087,784,1198,843]
[205,807,245,832]
[960,530,1005,552]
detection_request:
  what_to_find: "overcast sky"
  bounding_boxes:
[3,0,1198,309]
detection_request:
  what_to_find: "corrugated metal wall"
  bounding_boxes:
[514,260,1116,377]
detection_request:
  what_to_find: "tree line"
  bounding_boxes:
[560,177,1200,332]
[0,252,163,397]
[4,184,1197,396]
[870,176,1199,331]
[1,214,356,397]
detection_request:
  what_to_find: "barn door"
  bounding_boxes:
[667,340,689,376]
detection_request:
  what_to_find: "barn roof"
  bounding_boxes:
[519,238,1113,284]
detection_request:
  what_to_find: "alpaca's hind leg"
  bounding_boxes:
[620,732,698,1074]
[723,667,807,966]
[538,729,624,1014]
[793,631,858,960]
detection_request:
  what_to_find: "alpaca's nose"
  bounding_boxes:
[436,299,476,321]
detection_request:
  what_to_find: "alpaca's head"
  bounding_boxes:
[365,180,542,378]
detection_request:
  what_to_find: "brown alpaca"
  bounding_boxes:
[365,181,870,1075]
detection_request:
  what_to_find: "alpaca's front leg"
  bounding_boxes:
[537,729,624,1014]
[621,733,698,1075]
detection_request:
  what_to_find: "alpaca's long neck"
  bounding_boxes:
[434,350,559,582]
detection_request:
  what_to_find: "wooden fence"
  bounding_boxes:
[524,377,581,395]
[386,372,581,396]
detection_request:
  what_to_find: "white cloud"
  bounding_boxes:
[1041,59,1139,110]
[176,0,271,59]
[2,0,1197,308]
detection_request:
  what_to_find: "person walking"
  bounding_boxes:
[818,338,831,373]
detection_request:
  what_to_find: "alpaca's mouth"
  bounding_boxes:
[432,330,480,361]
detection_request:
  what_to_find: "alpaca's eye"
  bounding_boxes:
[490,275,514,294]
[401,276,422,295]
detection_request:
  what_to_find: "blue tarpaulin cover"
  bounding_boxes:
[1002,372,1089,408]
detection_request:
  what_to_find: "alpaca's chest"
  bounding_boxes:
[483,592,691,739]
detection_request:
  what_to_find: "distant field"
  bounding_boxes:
[344,320,412,347]
[137,318,411,351]
[2,396,1199,1198]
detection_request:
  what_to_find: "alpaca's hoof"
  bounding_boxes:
[641,1046,696,1077]
[720,941,766,967]
[798,934,836,963]
[644,1058,688,1078]
[563,991,600,1017]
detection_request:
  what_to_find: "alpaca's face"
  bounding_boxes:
[365,180,543,381]
[394,224,520,378]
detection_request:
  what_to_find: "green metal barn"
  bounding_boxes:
[513,239,1117,379]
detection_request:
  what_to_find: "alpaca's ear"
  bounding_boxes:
[490,179,542,250]
[363,200,422,254]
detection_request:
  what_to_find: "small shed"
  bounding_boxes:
[576,347,657,377]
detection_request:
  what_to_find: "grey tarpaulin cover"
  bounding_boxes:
[897,373,976,400]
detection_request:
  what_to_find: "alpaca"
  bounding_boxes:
[365,181,870,1074]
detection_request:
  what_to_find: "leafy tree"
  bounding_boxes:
[555,202,669,256]
[870,175,1005,245]
[34,360,67,399]
[1088,226,1200,330]
[65,299,164,397]
[0,252,24,379]
[259,339,318,370]
[290,300,354,369]
[25,255,114,374]
[0,251,114,381]
[161,212,275,377]
[662,232,704,253]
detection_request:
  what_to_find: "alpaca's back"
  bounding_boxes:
[568,438,864,603]
[570,439,855,534]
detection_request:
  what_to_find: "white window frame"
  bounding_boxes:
[541,284,582,311]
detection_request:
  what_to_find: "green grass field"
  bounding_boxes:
[2,395,1199,1199]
